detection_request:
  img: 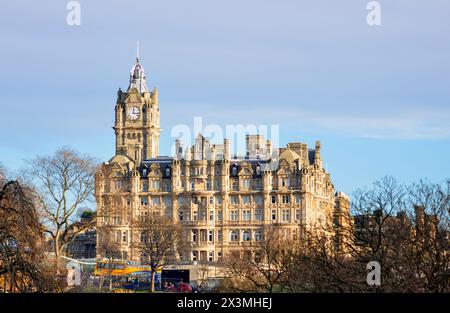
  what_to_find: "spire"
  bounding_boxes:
[128,43,149,94]
[136,40,140,62]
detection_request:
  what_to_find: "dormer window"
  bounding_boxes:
[165,166,171,176]
[231,164,238,176]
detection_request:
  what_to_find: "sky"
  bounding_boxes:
[0,0,449,193]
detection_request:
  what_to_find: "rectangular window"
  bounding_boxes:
[271,195,276,204]
[201,230,207,242]
[271,210,277,221]
[242,195,250,204]
[209,197,214,205]
[242,210,251,221]
[208,251,214,262]
[230,210,238,221]
[112,216,121,225]
[152,197,160,206]
[282,178,290,187]
[217,230,222,242]
[116,230,121,243]
[178,211,184,221]
[255,195,263,205]
[255,209,263,221]
[208,230,214,242]
[163,196,171,206]
[192,230,197,242]
[296,209,301,221]
[230,195,238,205]
[140,197,148,206]
[217,210,223,221]
[282,209,290,222]
[209,210,214,221]
[151,180,160,189]
[296,195,301,204]
[282,195,290,204]
[217,196,222,205]
[193,210,198,221]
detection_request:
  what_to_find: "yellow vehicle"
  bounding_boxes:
[94,260,161,277]
[94,261,164,291]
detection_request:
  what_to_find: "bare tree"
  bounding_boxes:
[25,148,98,275]
[220,177,450,293]
[133,215,181,292]
[195,261,211,292]
[222,227,293,293]
[305,176,450,293]
[403,179,450,292]
[96,227,121,292]
[0,172,55,292]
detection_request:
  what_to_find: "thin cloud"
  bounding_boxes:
[163,102,450,140]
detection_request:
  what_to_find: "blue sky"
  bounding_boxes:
[0,1,449,193]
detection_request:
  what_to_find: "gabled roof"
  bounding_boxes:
[279,149,301,165]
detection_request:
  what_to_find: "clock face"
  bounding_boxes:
[127,106,140,120]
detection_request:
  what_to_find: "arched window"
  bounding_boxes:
[256,165,261,175]
[254,230,263,241]
[230,230,239,241]
[242,230,251,241]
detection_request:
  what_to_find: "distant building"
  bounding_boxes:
[66,212,96,259]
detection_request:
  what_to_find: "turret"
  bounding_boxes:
[224,139,230,161]
[266,140,272,159]
[175,139,183,160]
[314,140,322,168]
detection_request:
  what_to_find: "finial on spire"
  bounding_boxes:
[136,41,140,63]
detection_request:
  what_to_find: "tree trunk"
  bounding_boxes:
[99,276,104,292]
[150,270,156,293]
[54,233,61,275]
[3,273,7,293]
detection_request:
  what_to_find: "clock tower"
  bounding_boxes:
[113,57,161,164]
